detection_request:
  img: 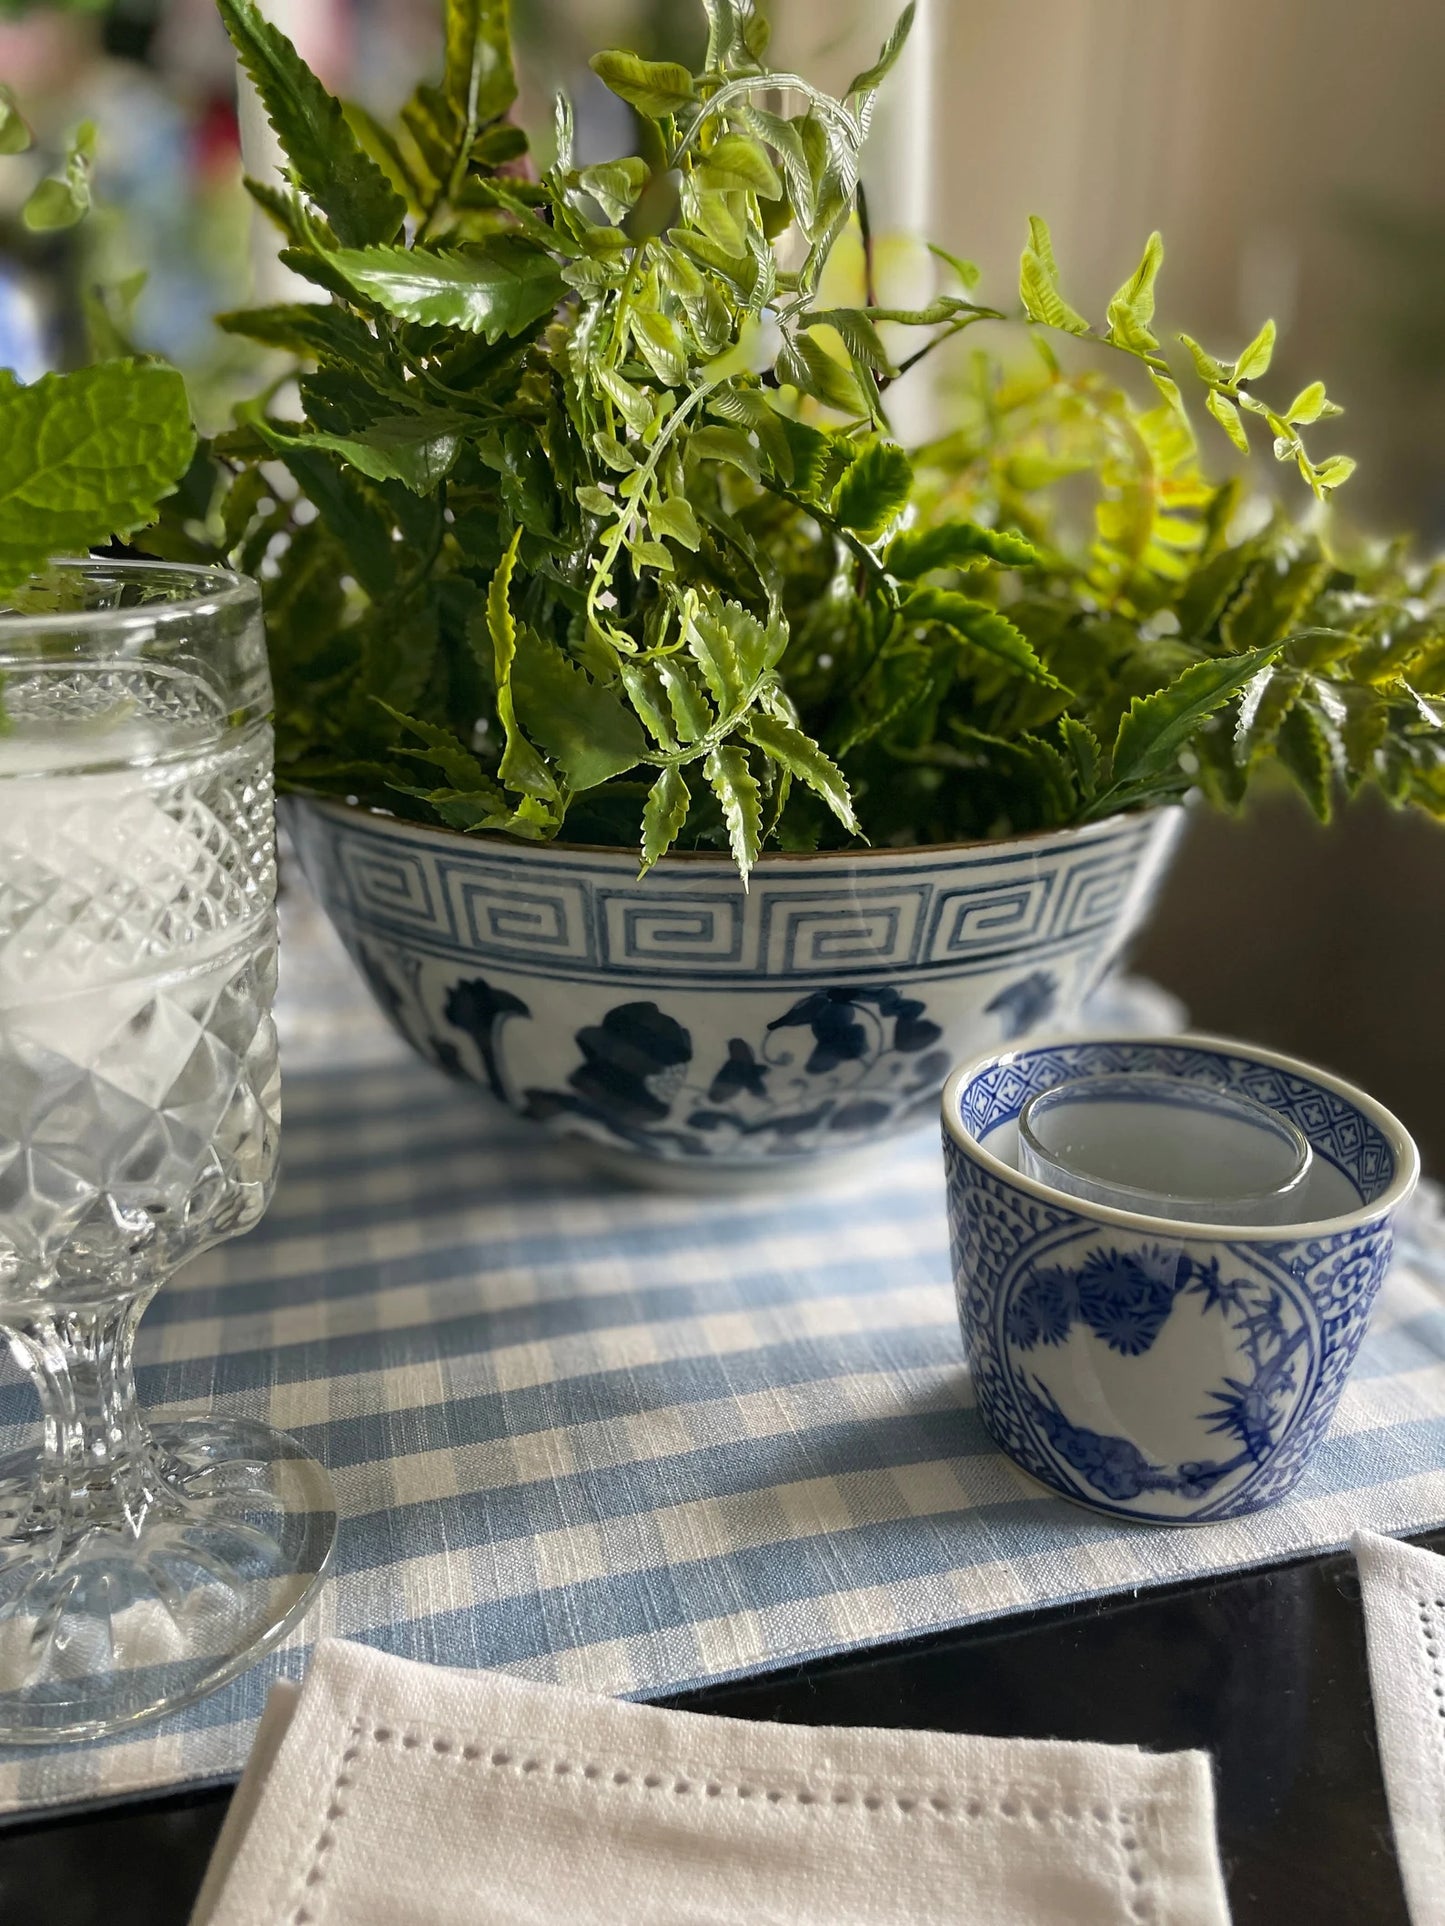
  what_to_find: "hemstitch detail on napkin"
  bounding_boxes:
[1356,1533,1445,1926]
[290,1719,1161,1925]
[1417,1593,1445,1730]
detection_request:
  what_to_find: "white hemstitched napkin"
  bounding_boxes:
[1355,1530,1445,1926]
[191,1638,1232,1926]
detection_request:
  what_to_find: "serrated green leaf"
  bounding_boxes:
[552,90,575,172]
[0,84,30,156]
[799,307,897,375]
[741,4,771,60]
[1178,332,1227,383]
[578,157,649,223]
[215,301,384,372]
[592,432,636,473]
[688,598,771,711]
[1286,380,1327,425]
[685,185,748,258]
[595,365,651,435]
[1105,230,1163,356]
[1221,547,1328,653]
[1111,643,1282,784]
[487,528,558,800]
[1019,214,1089,336]
[696,134,782,199]
[407,786,515,832]
[705,386,795,481]
[323,236,563,340]
[738,105,813,229]
[775,332,867,415]
[82,270,146,363]
[639,764,691,874]
[629,306,689,385]
[1399,680,1445,730]
[473,123,528,166]
[656,658,714,741]
[1313,454,1357,492]
[23,120,95,232]
[511,629,646,790]
[378,703,494,793]
[704,742,762,881]
[0,362,195,588]
[272,446,397,598]
[671,227,754,293]
[1205,389,1250,455]
[624,166,683,240]
[830,440,912,541]
[588,50,694,117]
[903,588,1063,688]
[242,177,314,248]
[886,521,1038,577]
[1339,686,1389,793]
[1059,716,1100,800]
[702,0,744,65]
[1021,733,1079,819]
[1233,318,1276,383]
[651,496,701,550]
[218,0,403,248]
[249,410,462,495]
[576,484,615,516]
[619,660,676,748]
[687,424,761,482]
[1233,666,1309,773]
[745,714,858,832]
[1276,698,1336,821]
[928,242,981,291]
[846,3,915,104]
[445,0,517,129]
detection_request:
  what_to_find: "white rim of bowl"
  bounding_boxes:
[300,791,1182,867]
[941,1029,1420,1241]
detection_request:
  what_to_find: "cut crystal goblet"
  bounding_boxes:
[0,559,334,1743]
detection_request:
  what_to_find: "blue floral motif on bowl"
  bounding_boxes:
[287,799,1182,1182]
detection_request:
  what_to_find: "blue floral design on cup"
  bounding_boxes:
[942,1035,1419,1523]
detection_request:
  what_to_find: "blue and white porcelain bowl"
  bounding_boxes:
[942,1035,1420,1523]
[288,798,1181,1186]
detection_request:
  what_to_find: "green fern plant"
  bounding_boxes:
[7,0,1438,869]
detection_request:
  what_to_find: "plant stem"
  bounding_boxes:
[585,379,716,637]
[857,182,878,312]
[669,74,862,171]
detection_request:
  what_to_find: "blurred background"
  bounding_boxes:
[1,0,1441,1160]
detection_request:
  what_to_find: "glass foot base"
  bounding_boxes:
[0,1417,335,1745]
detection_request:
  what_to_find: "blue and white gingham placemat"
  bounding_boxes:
[1,898,1442,1818]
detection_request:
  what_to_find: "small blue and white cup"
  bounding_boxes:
[941,1034,1420,1524]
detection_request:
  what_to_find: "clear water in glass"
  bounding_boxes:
[0,562,334,1743]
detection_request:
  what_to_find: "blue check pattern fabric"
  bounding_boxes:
[2,911,1443,1817]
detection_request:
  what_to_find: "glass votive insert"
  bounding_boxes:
[1017,1072,1313,1225]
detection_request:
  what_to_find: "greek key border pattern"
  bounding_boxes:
[305,814,1165,985]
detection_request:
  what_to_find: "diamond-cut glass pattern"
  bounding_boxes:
[0,668,279,1304]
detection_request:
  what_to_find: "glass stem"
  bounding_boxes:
[5,1290,164,1543]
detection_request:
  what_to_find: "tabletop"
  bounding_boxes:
[1,880,1435,1917]
[1,1527,1433,1926]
